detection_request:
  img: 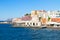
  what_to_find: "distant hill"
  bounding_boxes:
[0,18,13,22]
[0,20,5,22]
[5,18,13,22]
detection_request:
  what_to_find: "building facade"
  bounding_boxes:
[12,10,60,27]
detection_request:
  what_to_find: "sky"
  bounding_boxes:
[0,0,60,20]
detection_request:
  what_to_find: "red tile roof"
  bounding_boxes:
[51,18,60,23]
[21,16,32,21]
[38,10,46,12]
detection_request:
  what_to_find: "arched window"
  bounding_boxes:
[27,23,29,25]
[36,23,38,25]
[33,23,35,25]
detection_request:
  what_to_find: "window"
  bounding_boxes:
[33,23,35,25]
[27,23,29,25]
[56,13,60,17]
[30,23,32,25]
[36,23,38,25]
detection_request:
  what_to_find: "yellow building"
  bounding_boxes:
[31,10,47,24]
[31,10,38,17]
[31,10,39,22]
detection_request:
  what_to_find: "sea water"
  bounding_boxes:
[0,24,60,40]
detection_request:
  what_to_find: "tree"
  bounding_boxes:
[48,16,50,21]
[39,17,42,21]
[25,13,31,16]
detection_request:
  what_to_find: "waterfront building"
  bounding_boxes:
[46,10,60,27]
[12,18,22,23]
[20,11,41,27]
[30,10,60,27]
[31,10,47,24]
[31,10,39,22]
[21,16,32,21]
[12,10,60,27]
[47,10,60,23]
[51,11,60,23]
[38,10,47,24]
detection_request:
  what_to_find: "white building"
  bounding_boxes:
[47,10,60,18]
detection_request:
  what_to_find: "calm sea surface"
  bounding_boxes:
[0,24,60,40]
